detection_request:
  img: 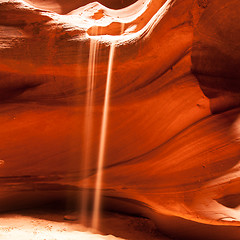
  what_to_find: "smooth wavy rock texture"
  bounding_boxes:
[0,0,240,239]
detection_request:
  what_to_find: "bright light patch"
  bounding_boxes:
[232,114,240,142]
[0,215,125,240]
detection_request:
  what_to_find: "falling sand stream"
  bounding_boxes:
[81,0,172,230]
[81,38,99,224]
[92,43,115,229]
[80,39,116,229]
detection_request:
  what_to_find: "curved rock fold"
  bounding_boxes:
[0,0,239,239]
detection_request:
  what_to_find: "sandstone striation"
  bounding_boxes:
[0,0,239,239]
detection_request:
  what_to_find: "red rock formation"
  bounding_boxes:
[0,0,239,239]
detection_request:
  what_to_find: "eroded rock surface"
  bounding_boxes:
[0,0,239,239]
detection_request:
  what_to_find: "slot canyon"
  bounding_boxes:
[0,0,240,239]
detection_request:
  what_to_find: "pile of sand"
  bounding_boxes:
[0,215,124,240]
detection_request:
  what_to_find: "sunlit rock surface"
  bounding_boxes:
[0,0,240,239]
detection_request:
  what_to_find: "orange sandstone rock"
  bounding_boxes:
[0,0,239,239]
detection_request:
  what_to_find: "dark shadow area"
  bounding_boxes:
[25,0,139,14]
[217,194,240,209]
[191,0,240,114]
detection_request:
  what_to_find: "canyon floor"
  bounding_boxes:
[0,204,172,240]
